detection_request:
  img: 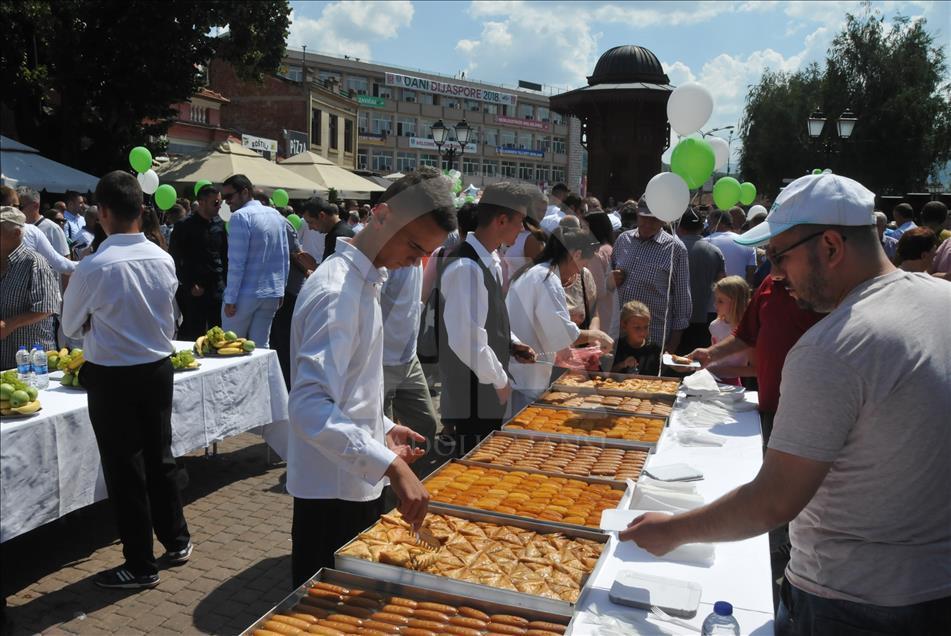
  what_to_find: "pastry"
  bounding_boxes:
[504,406,664,443]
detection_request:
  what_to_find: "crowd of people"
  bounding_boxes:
[1,167,949,634]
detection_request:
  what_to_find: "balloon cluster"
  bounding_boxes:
[642,83,760,222]
[129,146,178,211]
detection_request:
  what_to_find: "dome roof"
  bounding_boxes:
[588,45,669,86]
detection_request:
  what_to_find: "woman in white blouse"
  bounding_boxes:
[506,227,614,411]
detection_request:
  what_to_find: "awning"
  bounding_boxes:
[0,136,99,193]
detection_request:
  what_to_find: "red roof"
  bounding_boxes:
[196,87,230,103]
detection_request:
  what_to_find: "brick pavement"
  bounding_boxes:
[2,434,299,636]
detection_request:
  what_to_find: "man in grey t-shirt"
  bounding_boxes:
[676,207,725,354]
[622,173,951,634]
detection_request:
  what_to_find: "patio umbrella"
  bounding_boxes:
[1,136,99,193]
[279,151,385,200]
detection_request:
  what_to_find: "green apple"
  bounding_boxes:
[223,330,238,341]
[10,390,29,407]
[0,383,13,400]
[242,340,256,352]
[26,386,38,401]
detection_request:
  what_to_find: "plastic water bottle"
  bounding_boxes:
[32,345,49,389]
[701,601,740,636]
[16,346,33,385]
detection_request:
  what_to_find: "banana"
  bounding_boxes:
[187,362,200,369]
[11,400,41,415]
[217,347,244,355]
[59,348,68,358]
[67,353,85,371]
[194,336,207,357]
[212,340,229,349]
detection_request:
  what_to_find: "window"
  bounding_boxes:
[483,128,498,146]
[535,136,551,153]
[501,161,517,178]
[517,103,534,119]
[552,136,566,154]
[483,161,499,178]
[537,106,550,122]
[357,149,369,170]
[344,119,354,152]
[396,152,417,172]
[371,151,393,172]
[373,82,393,99]
[403,90,417,103]
[311,108,322,145]
[372,113,392,136]
[552,166,566,183]
[464,99,481,112]
[282,65,303,82]
[463,158,480,175]
[535,165,549,184]
[418,92,435,105]
[419,153,439,168]
[346,75,369,95]
[319,70,341,86]
[500,104,509,116]
[358,111,369,133]
[468,126,481,145]
[329,114,339,150]
[550,111,564,125]
[517,132,532,149]
[444,97,462,110]
[518,163,533,181]
[500,130,516,147]
[483,103,498,115]
[419,118,435,139]
[397,116,416,138]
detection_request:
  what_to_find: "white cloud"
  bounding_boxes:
[288,1,414,60]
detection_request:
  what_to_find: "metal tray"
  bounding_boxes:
[334,504,609,617]
[532,397,674,424]
[551,370,682,400]
[240,567,573,635]
[503,402,668,450]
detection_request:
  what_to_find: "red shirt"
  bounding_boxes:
[734,277,825,413]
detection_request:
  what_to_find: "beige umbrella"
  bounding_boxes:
[279,151,385,200]
[156,141,326,199]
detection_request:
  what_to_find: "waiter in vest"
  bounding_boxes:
[439,182,536,456]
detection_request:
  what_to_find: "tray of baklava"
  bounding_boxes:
[535,389,674,419]
[550,370,681,399]
[503,405,666,447]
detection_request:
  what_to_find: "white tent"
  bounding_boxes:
[0,136,99,193]
[279,151,385,200]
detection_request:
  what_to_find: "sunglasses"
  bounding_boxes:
[766,229,847,268]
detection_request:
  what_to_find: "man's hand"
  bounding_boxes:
[385,459,430,529]
[687,347,713,368]
[224,303,237,318]
[511,342,536,363]
[496,382,513,406]
[619,512,685,556]
[386,424,427,465]
[190,284,204,297]
[591,329,614,351]
[612,269,626,287]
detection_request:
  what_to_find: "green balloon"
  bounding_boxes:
[224,221,229,234]
[271,188,289,208]
[812,168,823,175]
[739,182,757,206]
[670,138,715,190]
[194,179,212,197]
[129,146,153,173]
[713,177,742,210]
[287,213,302,231]
[154,184,177,211]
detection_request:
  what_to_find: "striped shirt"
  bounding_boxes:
[1,244,61,369]
[612,228,692,347]
[223,200,289,304]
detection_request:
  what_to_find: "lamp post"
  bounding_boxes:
[807,107,857,166]
[700,125,736,174]
[432,119,471,172]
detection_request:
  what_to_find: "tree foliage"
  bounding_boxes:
[1,0,290,177]
[738,10,951,196]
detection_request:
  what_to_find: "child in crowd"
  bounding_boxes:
[707,276,754,385]
[611,301,660,375]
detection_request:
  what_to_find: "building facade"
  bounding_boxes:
[163,88,232,156]
[280,49,581,189]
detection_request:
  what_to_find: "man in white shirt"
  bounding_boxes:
[17,186,69,257]
[286,169,457,588]
[62,190,86,246]
[439,182,537,456]
[62,171,191,590]
[539,182,569,234]
[885,202,917,240]
[0,186,75,276]
[703,208,756,282]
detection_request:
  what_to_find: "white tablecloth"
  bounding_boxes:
[0,342,289,542]
[570,392,775,634]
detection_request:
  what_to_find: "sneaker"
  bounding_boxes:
[93,566,159,590]
[163,542,193,565]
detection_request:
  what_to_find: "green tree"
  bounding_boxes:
[738,10,951,197]
[1,0,290,177]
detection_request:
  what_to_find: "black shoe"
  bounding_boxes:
[163,542,193,565]
[93,566,159,590]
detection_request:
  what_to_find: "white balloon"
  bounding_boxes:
[644,172,691,223]
[137,169,160,195]
[708,136,730,171]
[218,202,232,222]
[667,82,715,137]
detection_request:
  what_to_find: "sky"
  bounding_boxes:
[286,0,948,159]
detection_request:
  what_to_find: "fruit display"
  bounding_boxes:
[468,435,649,481]
[537,390,673,416]
[253,580,569,636]
[337,511,603,603]
[504,406,664,443]
[170,350,200,371]
[193,327,255,357]
[554,372,680,396]
[425,463,624,527]
[52,348,84,388]
[1,371,42,416]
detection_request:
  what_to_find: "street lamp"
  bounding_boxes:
[836,108,857,140]
[700,125,736,174]
[431,119,470,171]
[807,108,827,139]
[700,125,734,138]
[807,107,857,165]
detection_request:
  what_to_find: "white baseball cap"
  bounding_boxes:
[735,173,875,246]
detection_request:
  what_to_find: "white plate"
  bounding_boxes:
[663,353,701,369]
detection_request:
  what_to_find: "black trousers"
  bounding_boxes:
[270,291,298,388]
[177,291,222,341]
[83,359,190,576]
[291,496,383,589]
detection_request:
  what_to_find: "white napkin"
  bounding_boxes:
[681,369,721,396]
[637,476,700,493]
[627,485,706,512]
[601,512,717,567]
[671,430,725,447]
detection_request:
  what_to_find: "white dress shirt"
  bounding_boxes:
[61,233,177,365]
[608,211,622,231]
[441,233,513,390]
[35,218,70,256]
[704,231,756,278]
[287,238,397,501]
[299,224,326,263]
[381,263,423,366]
[22,224,76,274]
[540,207,566,235]
[506,263,580,399]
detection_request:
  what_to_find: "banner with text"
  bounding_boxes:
[386,72,517,107]
[495,115,550,132]
[497,146,545,159]
[410,137,478,153]
[283,129,308,157]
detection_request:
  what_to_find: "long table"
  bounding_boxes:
[0,342,289,542]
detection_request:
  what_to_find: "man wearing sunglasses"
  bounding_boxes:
[624,173,951,635]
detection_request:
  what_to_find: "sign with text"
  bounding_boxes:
[409,137,478,153]
[385,72,517,107]
[496,115,550,132]
[497,146,545,159]
[242,134,278,158]
[283,129,308,157]
[357,95,386,108]
[359,132,388,147]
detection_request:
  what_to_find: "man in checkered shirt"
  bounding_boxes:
[611,197,691,354]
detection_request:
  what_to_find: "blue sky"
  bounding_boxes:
[288,1,948,155]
